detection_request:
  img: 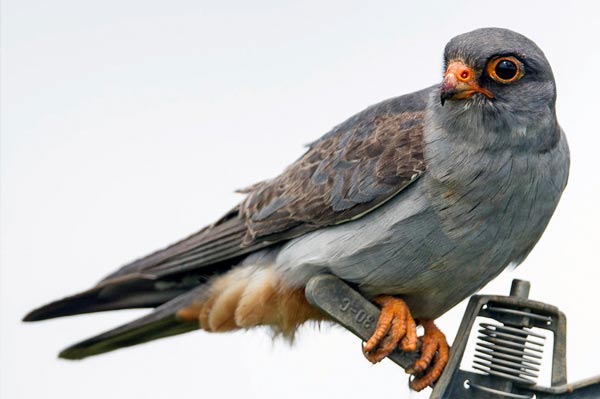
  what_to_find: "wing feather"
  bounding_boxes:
[102,87,431,281]
[25,87,433,323]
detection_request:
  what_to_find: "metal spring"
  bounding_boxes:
[473,322,546,385]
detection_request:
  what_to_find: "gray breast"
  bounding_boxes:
[274,128,569,319]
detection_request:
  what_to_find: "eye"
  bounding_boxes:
[487,56,523,83]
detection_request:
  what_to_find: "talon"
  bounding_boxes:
[408,319,449,392]
[363,296,417,364]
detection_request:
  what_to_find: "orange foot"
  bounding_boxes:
[407,319,449,391]
[363,296,449,392]
[363,296,418,363]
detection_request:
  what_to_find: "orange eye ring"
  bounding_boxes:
[487,56,523,83]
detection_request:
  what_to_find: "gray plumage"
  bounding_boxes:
[277,28,569,318]
[24,27,569,359]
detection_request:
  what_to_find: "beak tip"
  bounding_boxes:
[440,89,450,106]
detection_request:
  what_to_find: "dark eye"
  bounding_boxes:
[495,60,517,80]
[487,56,523,83]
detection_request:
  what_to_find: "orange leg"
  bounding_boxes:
[407,319,449,391]
[363,296,418,363]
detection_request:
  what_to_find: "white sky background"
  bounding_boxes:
[2,1,599,398]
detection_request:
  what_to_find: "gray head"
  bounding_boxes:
[434,28,558,150]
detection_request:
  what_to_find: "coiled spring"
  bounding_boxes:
[473,321,546,385]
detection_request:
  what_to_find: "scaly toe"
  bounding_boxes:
[365,326,402,363]
[408,319,449,392]
[363,296,416,363]
[399,313,418,352]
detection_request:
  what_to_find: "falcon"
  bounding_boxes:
[24,27,570,391]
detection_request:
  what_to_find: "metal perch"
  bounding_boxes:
[305,275,600,399]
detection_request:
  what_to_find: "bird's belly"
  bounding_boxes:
[276,151,564,319]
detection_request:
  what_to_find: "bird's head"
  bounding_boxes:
[436,28,558,145]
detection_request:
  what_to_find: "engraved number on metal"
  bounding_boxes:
[341,298,351,312]
[339,297,376,329]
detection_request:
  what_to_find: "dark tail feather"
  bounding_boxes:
[23,277,186,322]
[23,209,246,323]
[58,285,207,360]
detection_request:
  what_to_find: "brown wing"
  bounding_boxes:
[100,87,431,282]
[240,109,425,245]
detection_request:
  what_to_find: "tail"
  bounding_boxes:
[23,273,209,360]
[57,285,207,360]
[22,207,255,358]
[23,276,190,322]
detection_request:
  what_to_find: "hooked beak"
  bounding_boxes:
[440,61,494,106]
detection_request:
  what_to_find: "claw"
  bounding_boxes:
[407,319,449,391]
[363,296,417,364]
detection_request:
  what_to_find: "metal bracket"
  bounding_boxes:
[305,274,420,370]
[305,275,600,399]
